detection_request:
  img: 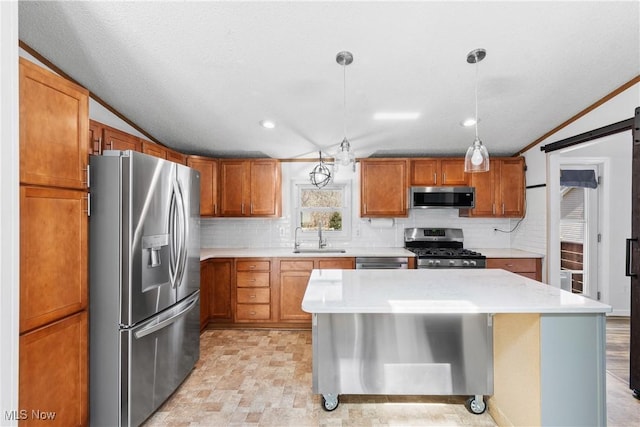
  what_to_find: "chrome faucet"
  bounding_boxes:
[294,226,302,250]
[318,224,327,248]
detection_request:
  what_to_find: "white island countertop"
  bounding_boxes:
[301,268,610,314]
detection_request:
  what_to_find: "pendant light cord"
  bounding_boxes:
[343,61,347,139]
[474,53,479,141]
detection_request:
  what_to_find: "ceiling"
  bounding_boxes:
[18,1,640,160]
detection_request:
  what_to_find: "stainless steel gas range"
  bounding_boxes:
[404,227,486,269]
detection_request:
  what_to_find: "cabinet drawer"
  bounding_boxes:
[237,288,270,304]
[486,258,537,273]
[236,304,270,320]
[318,258,354,269]
[236,272,270,287]
[280,260,314,271]
[237,260,270,271]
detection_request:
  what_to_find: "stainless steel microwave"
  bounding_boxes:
[410,186,475,209]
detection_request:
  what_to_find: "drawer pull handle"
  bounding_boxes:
[506,264,514,267]
[250,294,256,298]
[250,311,256,315]
[249,265,255,269]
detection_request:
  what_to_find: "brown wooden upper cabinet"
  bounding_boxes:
[166,148,187,165]
[219,159,281,217]
[360,158,409,217]
[141,139,167,159]
[410,158,468,186]
[462,157,526,218]
[187,156,219,216]
[20,58,89,190]
[102,126,141,152]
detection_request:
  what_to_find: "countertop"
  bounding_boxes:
[470,248,544,258]
[301,269,610,314]
[200,247,416,261]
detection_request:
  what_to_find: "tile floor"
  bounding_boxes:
[144,318,639,426]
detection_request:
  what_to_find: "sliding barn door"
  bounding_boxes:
[630,106,640,397]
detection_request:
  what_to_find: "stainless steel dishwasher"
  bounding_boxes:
[355,257,409,269]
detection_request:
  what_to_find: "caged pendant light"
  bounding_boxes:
[309,151,332,188]
[464,48,490,173]
[334,51,356,172]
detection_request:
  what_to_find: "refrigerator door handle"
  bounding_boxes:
[626,238,638,277]
[134,292,199,339]
[173,177,188,288]
[168,177,188,288]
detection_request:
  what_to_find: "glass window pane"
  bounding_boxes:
[300,211,342,231]
[300,189,343,208]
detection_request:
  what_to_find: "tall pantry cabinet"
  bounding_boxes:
[19,58,88,426]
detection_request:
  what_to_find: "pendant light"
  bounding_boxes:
[464,48,490,173]
[334,51,355,172]
[309,151,332,188]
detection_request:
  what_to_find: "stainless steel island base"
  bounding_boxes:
[311,312,493,412]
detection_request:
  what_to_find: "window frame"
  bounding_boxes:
[293,180,351,242]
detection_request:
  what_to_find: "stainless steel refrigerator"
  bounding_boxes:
[89,150,201,426]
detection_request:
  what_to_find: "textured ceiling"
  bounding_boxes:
[18,1,640,159]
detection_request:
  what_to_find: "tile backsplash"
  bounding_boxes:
[200,209,512,249]
[200,161,513,250]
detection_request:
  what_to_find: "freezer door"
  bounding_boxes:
[175,163,201,302]
[121,291,200,427]
[123,152,179,324]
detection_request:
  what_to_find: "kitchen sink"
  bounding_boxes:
[292,248,347,254]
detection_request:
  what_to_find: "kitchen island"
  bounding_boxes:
[302,268,611,426]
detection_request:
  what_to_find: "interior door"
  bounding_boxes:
[629,107,640,397]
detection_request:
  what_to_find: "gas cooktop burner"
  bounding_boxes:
[407,247,484,259]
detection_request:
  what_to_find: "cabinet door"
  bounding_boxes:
[200,261,212,329]
[498,158,525,217]
[410,159,439,186]
[250,160,281,216]
[440,159,468,185]
[279,270,312,321]
[20,186,87,333]
[19,311,88,427]
[103,126,141,152]
[210,260,233,320]
[166,149,187,165]
[20,58,89,190]
[187,157,218,216]
[219,160,247,216]
[89,120,104,156]
[360,159,408,217]
[141,140,167,159]
[467,168,496,217]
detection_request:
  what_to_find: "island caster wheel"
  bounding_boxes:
[321,393,339,411]
[465,395,486,414]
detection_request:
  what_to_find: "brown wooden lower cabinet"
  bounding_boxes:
[201,257,355,328]
[486,257,542,281]
[200,259,233,328]
[278,258,355,323]
[19,311,88,427]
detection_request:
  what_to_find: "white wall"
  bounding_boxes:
[512,82,639,314]
[200,161,513,249]
[1,1,20,423]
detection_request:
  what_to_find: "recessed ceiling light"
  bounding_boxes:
[259,120,275,129]
[373,112,420,120]
[461,118,478,127]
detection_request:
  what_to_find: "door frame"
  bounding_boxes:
[548,156,606,300]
